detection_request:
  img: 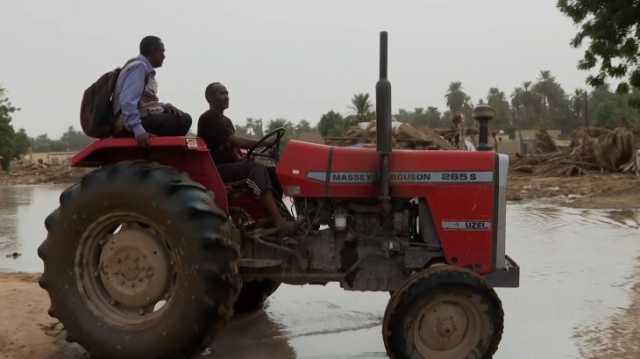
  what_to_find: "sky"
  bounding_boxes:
[0,0,587,138]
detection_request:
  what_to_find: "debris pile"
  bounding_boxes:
[512,128,640,176]
[325,121,453,149]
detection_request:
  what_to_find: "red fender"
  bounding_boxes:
[71,137,229,213]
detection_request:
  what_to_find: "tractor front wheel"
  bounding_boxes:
[383,265,503,359]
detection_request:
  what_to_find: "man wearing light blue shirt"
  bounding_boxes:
[113,35,192,146]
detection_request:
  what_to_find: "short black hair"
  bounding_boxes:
[139,36,163,56]
[205,82,223,102]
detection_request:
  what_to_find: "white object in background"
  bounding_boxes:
[334,213,347,231]
[464,137,476,151]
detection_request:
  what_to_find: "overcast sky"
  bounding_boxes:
[1,0,586,138]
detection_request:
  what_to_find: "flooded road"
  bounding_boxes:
[0,185,638,358]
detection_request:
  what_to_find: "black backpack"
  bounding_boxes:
[79,67,123,138]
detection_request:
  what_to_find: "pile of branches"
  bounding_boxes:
[512,128,639,176]
[325,121,453,149]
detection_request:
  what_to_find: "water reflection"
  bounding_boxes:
[208,310,296,359]
[0,185,64,272]
[0,186,34,270]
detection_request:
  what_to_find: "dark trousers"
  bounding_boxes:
[141,111,192,136]
[217,159,282,197]
[114,111,192,137]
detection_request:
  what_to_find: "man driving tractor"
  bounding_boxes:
[197,82,298,235]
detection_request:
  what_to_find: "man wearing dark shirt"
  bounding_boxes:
[198,82,297,235]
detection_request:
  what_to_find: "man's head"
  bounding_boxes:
[140,35,165,68]
[205,82,229,111]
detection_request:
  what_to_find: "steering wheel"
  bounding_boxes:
[247,127,286,161]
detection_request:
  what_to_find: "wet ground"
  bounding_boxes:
[0,185,639,358]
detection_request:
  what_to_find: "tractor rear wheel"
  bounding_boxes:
[38,161,241,359]
[383,265,503,359]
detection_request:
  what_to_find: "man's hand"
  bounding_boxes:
[136,132,150,147]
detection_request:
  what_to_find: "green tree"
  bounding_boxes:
[60,126,92,151]
[0,87,19,170]
[294,119,312,135]
[511,81,543,128]
[349,93,373,124]
[395,109,413,124]
[531,71,573,131]
[13,128,30,157]
[266,118,295,133]
[318,110,347,137]
[588,84,640,128]
[31,134,54,153]
[395,107,444,128]
[425,107,443,128]
[569,89,589,128]
[265,118,297,152]
[486,88,512,130]
[396,108,429,127]
[445,82,471,115]
[558,1,640,91]
[441,110,452,127]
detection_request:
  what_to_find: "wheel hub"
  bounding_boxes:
[413,294,482,358]
[99,229,169,308]
[420,302,468,350]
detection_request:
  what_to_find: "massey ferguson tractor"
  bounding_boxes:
[38,32,518,359]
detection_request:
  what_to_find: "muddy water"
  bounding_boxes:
[0,185,638,358]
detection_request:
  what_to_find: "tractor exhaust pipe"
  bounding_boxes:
[376,31,392,208]
[376,31,392,156]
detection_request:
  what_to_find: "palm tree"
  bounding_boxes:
[445,82,470,115]
[349,93,373,123]
[511,81,544,128]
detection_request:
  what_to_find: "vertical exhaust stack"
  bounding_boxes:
[376,31,392,208]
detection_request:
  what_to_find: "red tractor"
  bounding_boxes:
[38,32,518,359]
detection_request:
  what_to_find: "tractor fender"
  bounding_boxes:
[71,136,229,213]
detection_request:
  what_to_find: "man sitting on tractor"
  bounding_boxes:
[198,82,298,235]
[113,35,192,147]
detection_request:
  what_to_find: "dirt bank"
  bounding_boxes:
[0,273,293,359]
[0,163,87,186]
[508,174,640,209]
[0,273,84,359]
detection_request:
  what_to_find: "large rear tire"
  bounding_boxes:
[383,265,503,359]
[38,161,241,359]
